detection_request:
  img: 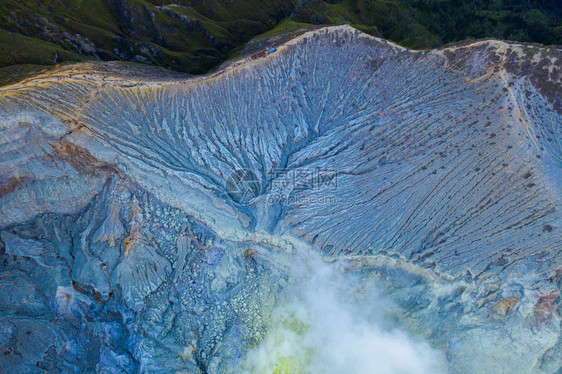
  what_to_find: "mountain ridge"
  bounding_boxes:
[1,0,560,86]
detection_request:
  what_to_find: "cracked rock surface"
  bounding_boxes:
[0,25,561,373]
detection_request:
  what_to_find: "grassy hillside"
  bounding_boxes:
[0,0,560,86]
[291,0,561,48]
[0,0,291,77]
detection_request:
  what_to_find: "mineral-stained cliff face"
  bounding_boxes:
[0,25,561,373]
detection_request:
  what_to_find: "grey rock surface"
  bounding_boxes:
[0,25,561,373]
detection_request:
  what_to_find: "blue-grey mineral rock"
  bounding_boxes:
[0,25,561,373]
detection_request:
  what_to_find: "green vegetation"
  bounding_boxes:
[291,0,561,48]
[0,0,292,85]
[0,0,560,86]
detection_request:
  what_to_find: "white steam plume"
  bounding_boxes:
[241,250,447,374]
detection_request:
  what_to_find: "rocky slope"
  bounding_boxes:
[1,0,560,87]
[0,25,561,373]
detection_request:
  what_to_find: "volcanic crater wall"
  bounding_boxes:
[0,25,561,373]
